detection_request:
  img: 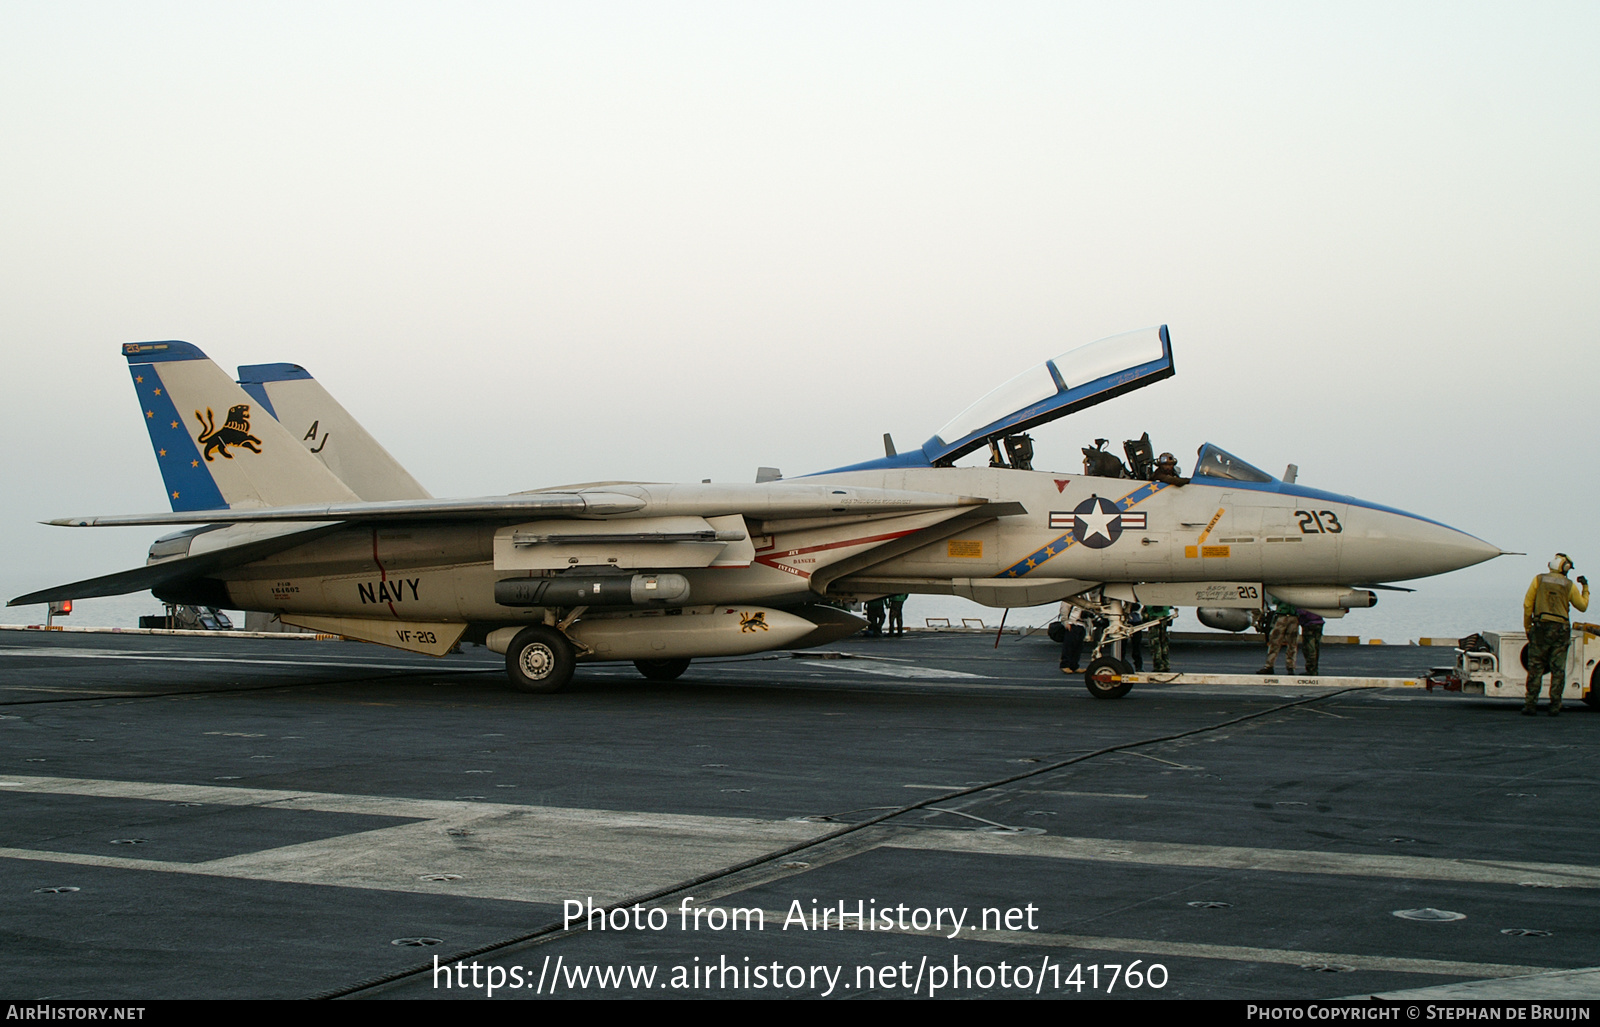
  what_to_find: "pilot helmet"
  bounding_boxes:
[1551,553,1574,575]
[1157,452,1177,466]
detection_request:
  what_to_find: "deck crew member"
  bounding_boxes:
[1523,554,1590,716]
[1147,605,1175,672]
[886,594,908,637]
[1298,608,1325,675]
[1256,599,1300,675]
[865,597,886,637]
[1057,601,1089,674]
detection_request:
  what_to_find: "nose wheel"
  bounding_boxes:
[1085,656,1133,699]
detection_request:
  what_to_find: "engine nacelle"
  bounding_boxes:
[1197,607,1254,632]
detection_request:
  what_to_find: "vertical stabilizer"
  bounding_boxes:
[124,342,362,511]
[237,363,432,501]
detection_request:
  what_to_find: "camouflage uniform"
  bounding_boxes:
[1523,564,1589,714]
[1299,609,1324,675]
[1524,619,1571,712]
[1148,606,1173,671]
[1258,604,1299,674]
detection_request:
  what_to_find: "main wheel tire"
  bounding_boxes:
[505,625,575,693]
[1586,665,1600,709]
[634,657,690,682]
[1085,656,1134,700]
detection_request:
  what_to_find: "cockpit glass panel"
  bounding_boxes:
[933,364,1057,445]
[1193,444,1275,483]
[1054,328,1166,388]
[932,327,1167,446]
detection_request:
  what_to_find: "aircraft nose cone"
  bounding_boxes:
[1335,508,1501,583]
[1457,533,1503,568]
[1433,531,1503,578]
[1360,517,1502,581]
[1417,523,1503,577]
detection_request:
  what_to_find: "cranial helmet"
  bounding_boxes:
[1551,553,1574,574]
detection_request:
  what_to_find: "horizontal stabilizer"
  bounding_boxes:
[9,523,340,606]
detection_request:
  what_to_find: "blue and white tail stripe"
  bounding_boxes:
[126,343,229,512]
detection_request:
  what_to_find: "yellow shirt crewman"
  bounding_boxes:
[1522,553,1590,716]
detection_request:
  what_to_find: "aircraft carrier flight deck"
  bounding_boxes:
[2,627,1596,1002]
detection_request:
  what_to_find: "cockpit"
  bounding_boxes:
[1191,444,1276,483]
[816,324,1280,488]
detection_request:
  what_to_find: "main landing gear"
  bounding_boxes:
[505,625,576,694]
[634,658,691,681]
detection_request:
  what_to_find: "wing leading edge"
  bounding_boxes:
[46,483,990,528]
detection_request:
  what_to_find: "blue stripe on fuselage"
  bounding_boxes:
[1187,475,1478,537]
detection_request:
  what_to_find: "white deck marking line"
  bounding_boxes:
[1016,788,1149,800]
[0,649,458,671]
[0,775,830,904]
[828,664,990,680]
[901,785,1149,800]
[1119,750,1199,769]
[887,832,1600,889]
[676,908,1556,979]
[1362,966,1600,1000]
[6,775,1598,903]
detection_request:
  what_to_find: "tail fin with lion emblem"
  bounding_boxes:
[124,341,360,512]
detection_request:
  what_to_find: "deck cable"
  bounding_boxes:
[316,684,1366,999]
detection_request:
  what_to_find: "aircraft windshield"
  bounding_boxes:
[930,326,1172,459]
[1193,444,1275,483]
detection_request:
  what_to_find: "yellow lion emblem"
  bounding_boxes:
[194,404,263,462]
[739,611,768,633]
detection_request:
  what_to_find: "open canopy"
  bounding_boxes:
[818,325,1174,473]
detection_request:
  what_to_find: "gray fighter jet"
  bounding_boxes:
[12,328,1500,697]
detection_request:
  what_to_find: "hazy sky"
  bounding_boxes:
[3,1,1596,614]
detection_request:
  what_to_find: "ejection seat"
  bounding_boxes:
[1123,432,1155,480]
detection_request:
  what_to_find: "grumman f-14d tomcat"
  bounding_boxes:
[11,327,1501,698]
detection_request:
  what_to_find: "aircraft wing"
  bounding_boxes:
[46,483,989,528]
[9,523,343,606]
